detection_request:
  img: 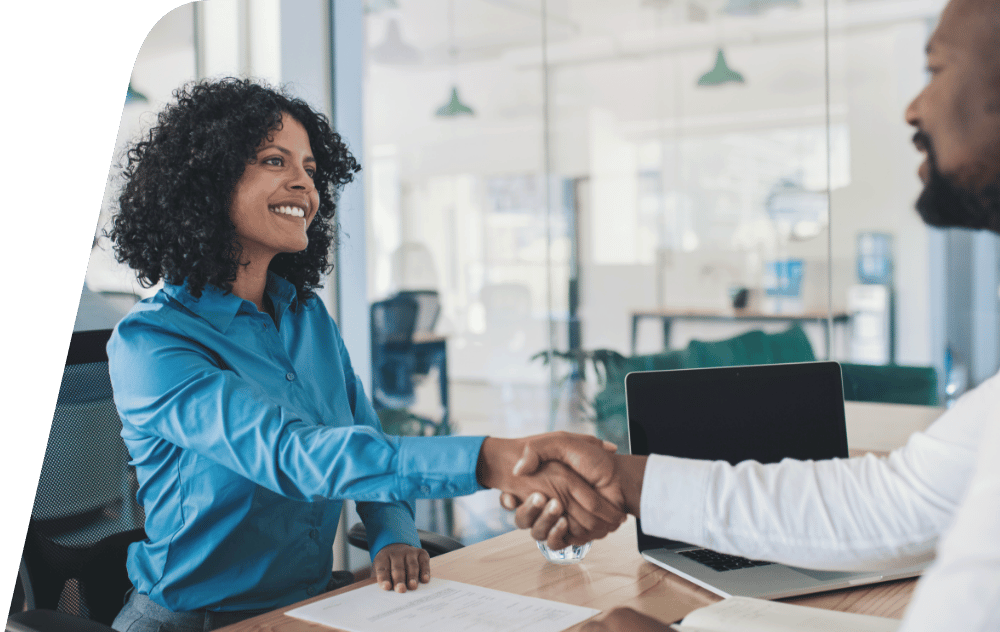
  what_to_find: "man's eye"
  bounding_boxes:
[306,168,316,178]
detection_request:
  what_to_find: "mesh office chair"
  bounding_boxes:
[369,293,455,538]
[370,293,447,437]
[371,294,421,412]
[395,290,441,378]
[8,329,145,632]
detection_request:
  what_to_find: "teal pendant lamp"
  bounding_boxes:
[435,86,475,117]
[434,0,475,118]
[697,48,745,86]
[125,81,148,105]
[724,0,800,16]
[364,0,399,14]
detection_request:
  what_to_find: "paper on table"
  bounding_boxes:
[285,577,600,632]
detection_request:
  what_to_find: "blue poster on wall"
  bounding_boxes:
[857,232,893,285]
[764,259,804,297]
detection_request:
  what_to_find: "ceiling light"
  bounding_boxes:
[435,86,475,117]
[125,81,148,105]
[696,48,745,86]
[435,0,475,118]
[371,18,421,64]
[364,0,399,14]
[723,0,800,16]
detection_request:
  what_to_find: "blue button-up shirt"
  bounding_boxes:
[108,273,485,612]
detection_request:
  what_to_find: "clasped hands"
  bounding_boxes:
[378,431,640,594]
[477,432,646,549]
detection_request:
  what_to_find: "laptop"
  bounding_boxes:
[626,361,929,600]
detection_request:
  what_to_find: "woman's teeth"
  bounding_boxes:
[271,205,305,218]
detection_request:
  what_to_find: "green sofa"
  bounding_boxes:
[584,326,939,452]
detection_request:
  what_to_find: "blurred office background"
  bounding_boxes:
[77,0,998,571]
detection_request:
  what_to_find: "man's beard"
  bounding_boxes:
[915,131,1000,232]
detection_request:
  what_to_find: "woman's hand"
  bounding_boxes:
[373,543,431,593]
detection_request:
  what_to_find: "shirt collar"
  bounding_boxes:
[163,272,300,333]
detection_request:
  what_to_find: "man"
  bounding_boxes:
[506,0,1000,629]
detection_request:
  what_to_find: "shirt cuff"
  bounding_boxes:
[358,501,421,560]
[639,453,712,544]
[396,435,487,498]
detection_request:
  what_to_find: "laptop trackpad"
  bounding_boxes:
[793,568,866,582]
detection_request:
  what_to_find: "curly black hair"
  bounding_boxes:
[109,78,360,299]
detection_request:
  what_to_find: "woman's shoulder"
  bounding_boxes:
[111,290,202,349]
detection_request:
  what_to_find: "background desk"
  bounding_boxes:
[221,517,917,631]
[631,308,850,355]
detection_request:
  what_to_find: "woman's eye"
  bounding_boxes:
[306,168,316,178]
[263,156,283,166]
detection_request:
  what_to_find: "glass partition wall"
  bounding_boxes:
[362,0,952,544]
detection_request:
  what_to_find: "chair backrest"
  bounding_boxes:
[396,290,440,336]
[32,331,130,524]
[370,295,419,348]
[370,296,420,410]
[16,329,145,625]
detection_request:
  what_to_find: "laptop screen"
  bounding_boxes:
[626,361,848,553]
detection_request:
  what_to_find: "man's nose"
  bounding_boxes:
[904,89,923,128]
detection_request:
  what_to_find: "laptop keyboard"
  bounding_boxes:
[679,549,775,572]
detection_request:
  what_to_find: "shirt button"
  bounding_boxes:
[309,529,319,539]
[306,586,317,596]
[286,372,296,381]
[420,485,431,494]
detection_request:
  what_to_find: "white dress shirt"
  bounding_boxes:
[638,370,1000,629]
[896,398,1000,631]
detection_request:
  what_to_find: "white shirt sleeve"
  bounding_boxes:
[638,370,999,571]
[897,411,1000,632]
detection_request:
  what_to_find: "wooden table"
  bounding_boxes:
[630,308,851,355]
[218,517,917,631]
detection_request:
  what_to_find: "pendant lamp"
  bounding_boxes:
[371,18,421,64]
[435,0,475,117]
[435,87,475,116]
[723,0,800,15]
[696,48,745,86]
[364,0,399,14]
[125,81,148,105]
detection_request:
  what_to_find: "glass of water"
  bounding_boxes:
[536,540,592,564]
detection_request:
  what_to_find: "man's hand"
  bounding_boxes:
[580,607,671,631]
[372,543,430,593]
[512,432,625,511]
[501,453,648,549]
[477,434,627,545]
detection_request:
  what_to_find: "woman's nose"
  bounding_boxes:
[288,166,313,190]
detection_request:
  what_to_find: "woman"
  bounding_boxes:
[107,78,623,632]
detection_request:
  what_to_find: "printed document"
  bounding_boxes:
[285,577,600,632]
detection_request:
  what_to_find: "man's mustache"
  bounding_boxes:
[912,130,932,155]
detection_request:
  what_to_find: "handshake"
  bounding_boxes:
[475,433,647,549]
